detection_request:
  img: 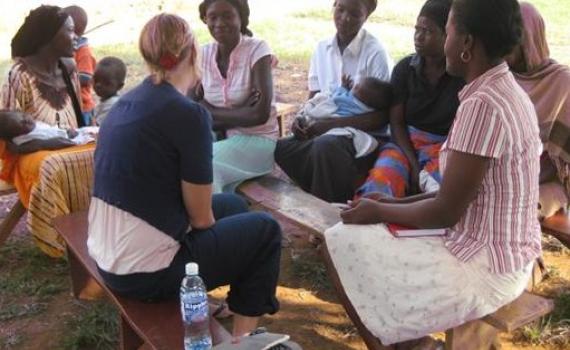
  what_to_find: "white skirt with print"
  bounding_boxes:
[324,223,533,345]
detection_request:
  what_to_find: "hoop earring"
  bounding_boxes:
[461,50,472,63]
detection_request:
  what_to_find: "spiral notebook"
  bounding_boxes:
[386,223,447,238]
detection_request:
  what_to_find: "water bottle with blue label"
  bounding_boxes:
[180,262,212,350]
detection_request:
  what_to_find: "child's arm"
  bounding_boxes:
[76,46,95,88]
[7,138,76,154]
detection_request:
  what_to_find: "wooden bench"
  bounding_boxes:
[0,185,26,247]
[541,211,570,248]
[275,103,298,138]
[239,176,555,350]
[53,211,232,350]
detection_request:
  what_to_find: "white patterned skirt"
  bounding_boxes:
[324,223,533,345]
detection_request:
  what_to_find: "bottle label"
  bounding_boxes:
[181,295,208,323]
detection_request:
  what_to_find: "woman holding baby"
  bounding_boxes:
[275,0,393,203]
[0,5,92,257]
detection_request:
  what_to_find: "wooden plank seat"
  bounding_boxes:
[541,211,570,248]
[238,175,555,349]
[0,185,26,247]
[1,160,27,246]
[238,176,339,239]
[53,211,232,350]
[275,102,299,138]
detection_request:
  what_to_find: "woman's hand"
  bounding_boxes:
[341,74,354,90]
[244,89,261,107]
[340,198,383,225]
[292,117,333,140]
[409,163,421,195]
[304,118,334,138]
[291,117,310,140]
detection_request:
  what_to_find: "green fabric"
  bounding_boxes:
[213,135,276,193]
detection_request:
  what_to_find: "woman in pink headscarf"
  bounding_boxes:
[506,2,570,219]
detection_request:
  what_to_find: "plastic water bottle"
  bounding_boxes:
[180,262,212,350]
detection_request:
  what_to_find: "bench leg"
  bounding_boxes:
[67,247,103,300]
[445,319,499,350]
[0,200,26,246]
[120,316,145,350]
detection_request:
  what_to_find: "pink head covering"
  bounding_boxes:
[514,3,570,166]
[519,2,550,73]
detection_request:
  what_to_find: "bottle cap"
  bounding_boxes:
[185,262,199,276]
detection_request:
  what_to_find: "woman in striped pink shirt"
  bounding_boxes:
[324,0,542,348]
[193,0,279,193]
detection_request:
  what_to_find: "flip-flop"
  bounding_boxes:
[210,301,234,319]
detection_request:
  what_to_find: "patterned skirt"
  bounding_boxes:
[325,223,532,345]
[358,126,446,197]
[28,147,95,257]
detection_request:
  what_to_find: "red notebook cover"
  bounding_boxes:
[386,223,446,237]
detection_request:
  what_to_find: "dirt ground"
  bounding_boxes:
[1,62,569,349]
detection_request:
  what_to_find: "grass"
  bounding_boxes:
[0,235,119,349]
[290,250,332,291]
[0,237,66,347]
[0,238,68,299]
[1,331,23,349]
[0,302,48,322]
[518,292,570,347]
[60,301,119,350]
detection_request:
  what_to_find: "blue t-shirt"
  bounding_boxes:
[93,77,213,241]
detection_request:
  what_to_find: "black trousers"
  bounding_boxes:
[275,135,377,203]
[99,194,282,317]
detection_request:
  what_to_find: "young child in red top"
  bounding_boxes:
[64,5,96,125]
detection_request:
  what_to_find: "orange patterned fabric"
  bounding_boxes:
[27,145,95,257]
[358,126,446,197]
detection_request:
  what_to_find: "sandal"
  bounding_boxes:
[210,301,234,319]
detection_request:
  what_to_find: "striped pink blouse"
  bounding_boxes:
[201,36,279,139]
[440,62,542,274]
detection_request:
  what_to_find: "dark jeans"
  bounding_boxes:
[99,194,282,317]
[275,135,378,203]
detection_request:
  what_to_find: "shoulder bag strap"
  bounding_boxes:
[59,59,85,127]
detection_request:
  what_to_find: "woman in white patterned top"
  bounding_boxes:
[324,0,541,348]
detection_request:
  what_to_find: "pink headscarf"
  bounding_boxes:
[513,2,570,163]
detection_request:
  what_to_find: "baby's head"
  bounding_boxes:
[0,110,35,140]
[352,77,393,111]
[63,5,88,37]
[93,57,127,100]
